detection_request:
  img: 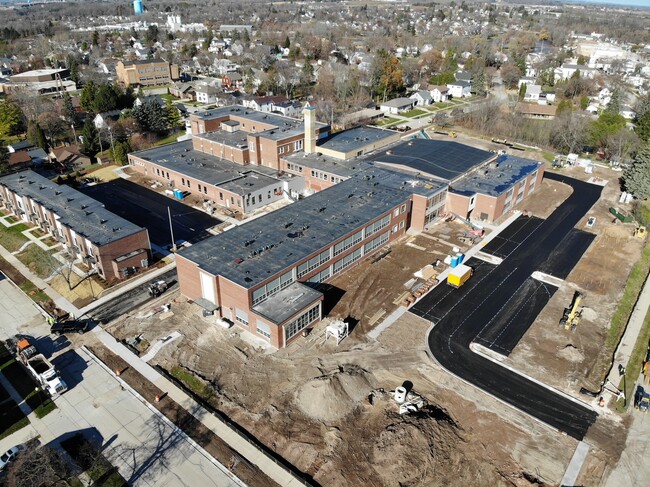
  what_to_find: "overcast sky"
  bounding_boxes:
[569,0,650,7]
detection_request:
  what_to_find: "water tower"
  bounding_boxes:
[133,0,144,15]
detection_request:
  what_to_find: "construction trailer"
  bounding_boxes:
[447,264,473,288]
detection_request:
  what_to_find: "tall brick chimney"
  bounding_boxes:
[303,103,317,154]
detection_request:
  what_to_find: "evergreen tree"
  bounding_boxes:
[133,98,169,134]
[27,120,47,150]
[623,143,650,199]
[635,109,650,143]
[165,98,181,128]
[606,88,622,115]
[93,84,118,113]
[111,140,131,165]
[242,29,250,44]
[63,92,78,127]
[0,145,8,175]
[472,70,486,97]
[518,83,527,100]
[91,30,99,47]
[284,36,291,49]
[0,102,25,138]
[80,80,97,112]
[80,119,99,155]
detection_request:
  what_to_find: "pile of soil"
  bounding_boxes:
[557,344,585,363]
[295,365,375,422]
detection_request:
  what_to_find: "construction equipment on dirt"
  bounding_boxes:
[634,226,647,238]
[559,291,584,332]
[148,280,168,297]
[609,207,634,223]
[325,319,349,345]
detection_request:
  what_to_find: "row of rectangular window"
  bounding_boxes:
[284,304,320,341]
[333,248,362,274]
[252,269,294,305]
[333,230,363,257]
[363,231,390,254]
[286,163,303,173]
[365,215,391,237]
[297,250,330,278]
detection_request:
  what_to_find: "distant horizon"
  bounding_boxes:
[565,0,650,8]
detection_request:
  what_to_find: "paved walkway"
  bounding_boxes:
[605,273,650,401]
[1,238,309,486]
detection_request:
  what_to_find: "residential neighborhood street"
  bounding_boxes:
[0,275,242,487]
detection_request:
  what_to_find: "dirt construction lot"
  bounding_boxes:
[106,163,639,486]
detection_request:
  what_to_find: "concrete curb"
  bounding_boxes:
[81,346,246,487]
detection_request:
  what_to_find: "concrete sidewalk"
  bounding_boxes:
[92,327,310,486]
[605,273,650,401]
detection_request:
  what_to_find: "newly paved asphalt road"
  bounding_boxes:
[79,179,221,247]
[412,173,602,440]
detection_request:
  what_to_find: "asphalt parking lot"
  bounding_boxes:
[78,179,222,248]
[413,173,603,440]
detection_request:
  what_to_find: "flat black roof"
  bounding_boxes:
[252,282,322,325]
[131,140,290,195]
[317,126,398,153]
[371,139,495,183]
[178,173,411,289]
[0,170,145,246]
[451,154,542,197]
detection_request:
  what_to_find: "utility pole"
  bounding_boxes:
[168,206,176,252]
[108,126,115,158]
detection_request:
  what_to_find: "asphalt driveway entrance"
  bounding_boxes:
[413,173,602,440]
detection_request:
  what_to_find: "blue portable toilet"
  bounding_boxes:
[450,256,459,268]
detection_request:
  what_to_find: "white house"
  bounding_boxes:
[430,85,450,103]
[93,110,121,130]
[518,76,536,88]
[379,97,416,114]
[409,90,433,106]
[272,101,302,118]
[195,85,220,104]
[523,84,542,102]
[620,106,636,120]
[446,81,471,98]
[554,63,599,81]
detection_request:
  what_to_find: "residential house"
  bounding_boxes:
[455,70,472,83]
[243,96,290,113]
[523,84,542,103]
[7,151,31,170]
[169,82,195,100]
[272,101,302,118]
[620,106,636,120]
[430,86,450,103]
[94,110,122,130]
[410,90,433,106]
[7,141,34,153]
[554,63,599,82]
[516,103,557,120]
[379,97,415,115]
[195,85,221,104]
[446,81,471,98]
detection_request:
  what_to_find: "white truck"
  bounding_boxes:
[16,337,67,397]
[25,355,67,397]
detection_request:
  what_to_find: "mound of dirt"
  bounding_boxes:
[557,344,585,363]
[296,365,376,422]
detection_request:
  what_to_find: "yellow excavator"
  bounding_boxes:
[560,291,584,332]
[635,226,647,238]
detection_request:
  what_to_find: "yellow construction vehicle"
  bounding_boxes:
[635,226,647,238]
[560,291,584,332]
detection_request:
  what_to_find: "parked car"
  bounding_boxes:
[50,319,90,336]
[0,446,22,471]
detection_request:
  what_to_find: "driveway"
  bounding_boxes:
[78,178,222,247]
[0,276,241,487]
[412,173,603,440]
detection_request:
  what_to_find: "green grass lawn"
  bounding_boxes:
[401,108,427,118]
[0,411,29,441]
[170,365,215,401]
[16,245,57,279]
[154,132,182,146]
[375,117,399,127]
[609,239,650,410]
[0,222,30,252]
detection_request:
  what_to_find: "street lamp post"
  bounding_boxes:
[168,206,176,252]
